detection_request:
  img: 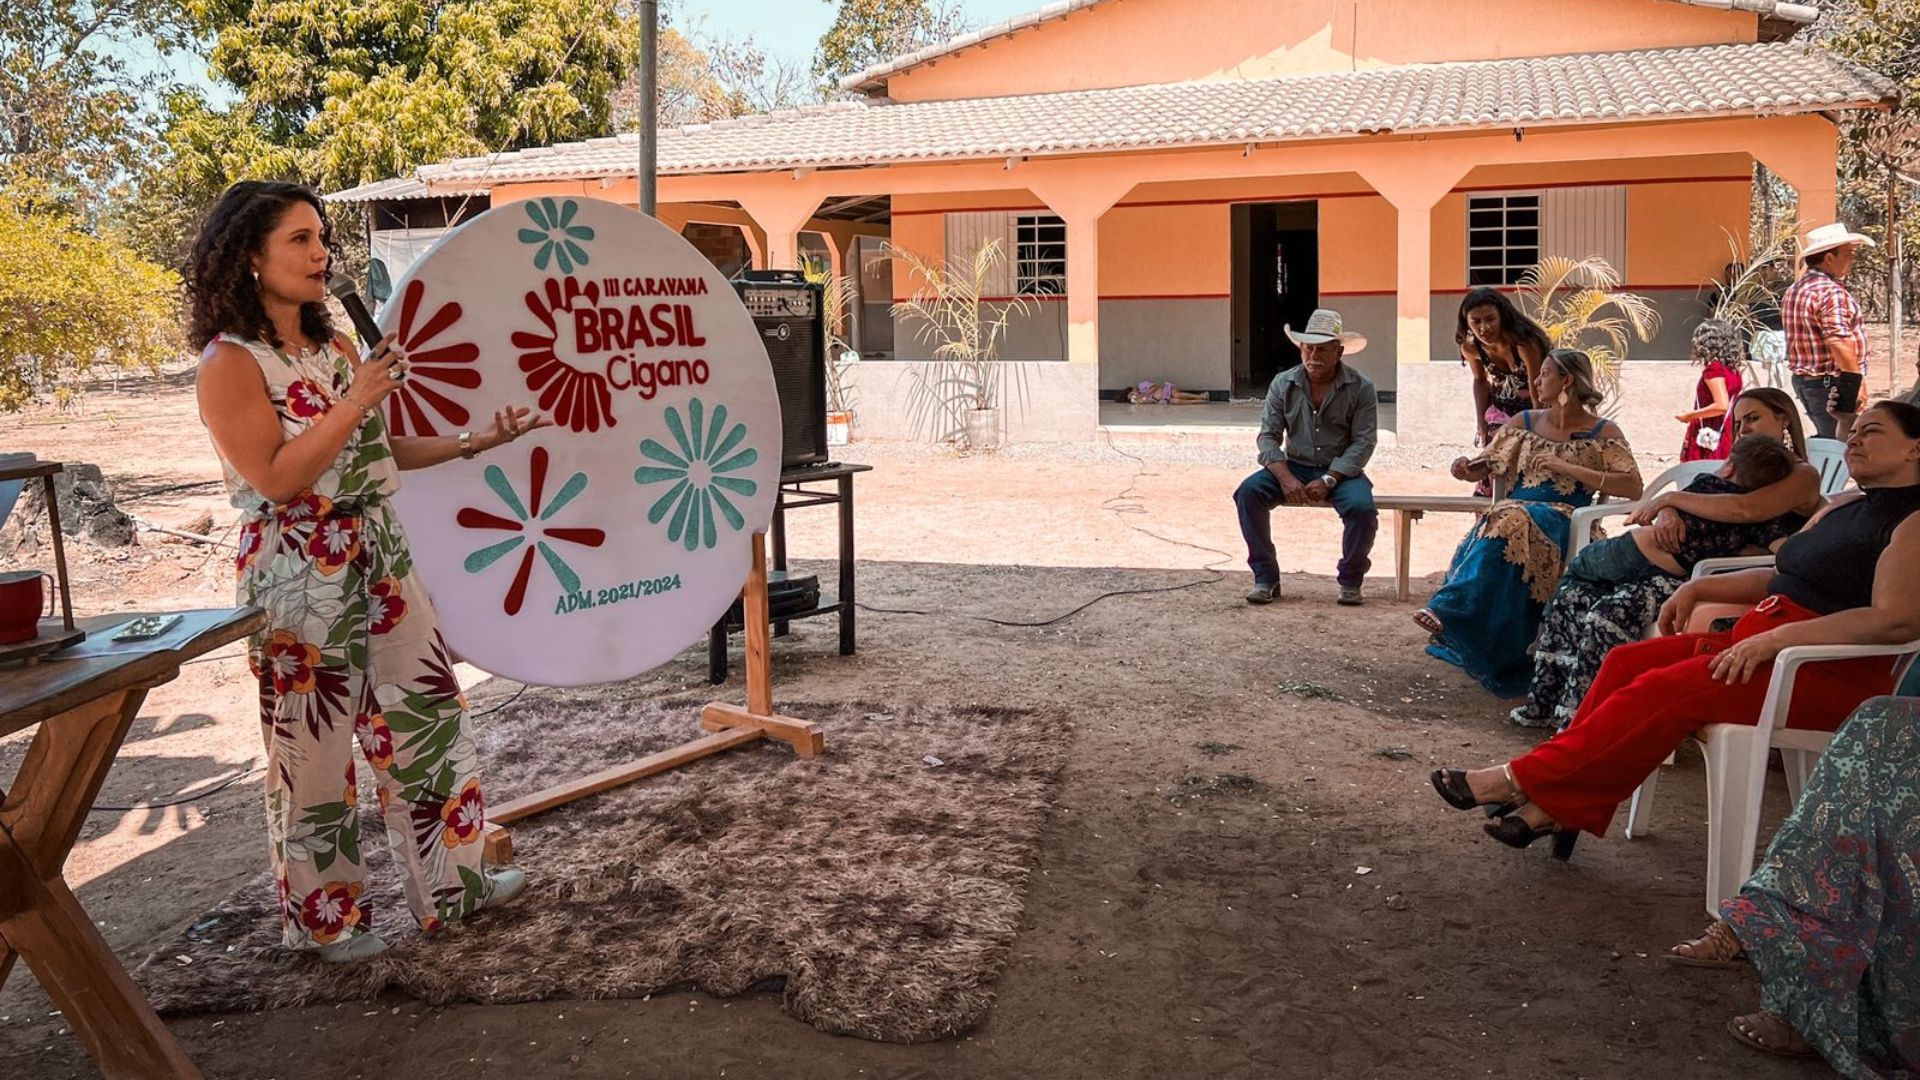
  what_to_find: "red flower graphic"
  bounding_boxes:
[355,711,395,770]
[512,277,615,433]
[440,778,485,848]
[286,379,333,419]
[275,492,331,526]
[305,515,361,576]
[265,630,321,695]
[236,519,264,575]
[368,576,407,634]
[456,445,607,616]
[298,881,365,944]
[384,279,482,437]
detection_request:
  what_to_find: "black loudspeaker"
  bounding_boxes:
[734,271,827,469]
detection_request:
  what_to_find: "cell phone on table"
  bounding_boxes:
[112,614,184,642]
[1831,371,1863,415]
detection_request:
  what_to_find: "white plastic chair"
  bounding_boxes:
[1804,438,1851,495]
[1566,460,1723,559]
[1694,638,1920,915]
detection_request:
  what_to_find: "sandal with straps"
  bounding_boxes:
[1668,920,1748,969]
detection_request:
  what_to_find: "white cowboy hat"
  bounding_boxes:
[1283,308,1367,354]
[1800,222,1875,260]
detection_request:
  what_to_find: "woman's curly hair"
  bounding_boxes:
[1689,318,1745,370]
[187,181,337,352]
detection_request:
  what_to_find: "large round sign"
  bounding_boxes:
[381,197,781,686]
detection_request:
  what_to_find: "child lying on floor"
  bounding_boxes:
[1562,434,1803,587]
[1126,381,1210,405]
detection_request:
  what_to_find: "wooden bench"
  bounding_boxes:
[1373,494,1492,602]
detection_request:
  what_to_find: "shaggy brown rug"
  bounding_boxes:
[133,694,1070,1043]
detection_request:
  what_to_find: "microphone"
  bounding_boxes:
[326,276,403,378]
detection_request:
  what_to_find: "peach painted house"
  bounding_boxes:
[349,0,1897,444]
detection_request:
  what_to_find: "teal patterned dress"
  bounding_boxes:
[1722,695,1920,1078]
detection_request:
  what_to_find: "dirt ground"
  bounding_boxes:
[1,366,1879,1080]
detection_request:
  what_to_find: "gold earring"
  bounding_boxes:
[1558,391,1570,407]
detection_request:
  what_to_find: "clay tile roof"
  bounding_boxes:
[415,42,1894,186]
[838,0,1824,93]
[322,176,486,203]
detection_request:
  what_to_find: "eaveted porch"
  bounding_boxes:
[418,42,1888,446]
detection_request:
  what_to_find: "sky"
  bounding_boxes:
[109,0,1050,104]
[675,0,1045,60]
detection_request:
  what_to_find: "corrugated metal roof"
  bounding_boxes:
[323,176,487,204]
[415,42,1892,186]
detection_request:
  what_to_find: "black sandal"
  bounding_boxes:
[1483,815,1579,861]
[1430,768,1524,816]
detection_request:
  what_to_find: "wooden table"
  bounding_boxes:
[0,607,264,1080]
[1373,494,1493,602]
[708,461,872,683]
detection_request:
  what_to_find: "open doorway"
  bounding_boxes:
[1230,201,1319,397]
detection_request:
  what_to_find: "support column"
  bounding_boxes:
[737,189,826,271]
[1755,121,1841,236]
[1030,175,1132,366]
[1356,157,1471,367]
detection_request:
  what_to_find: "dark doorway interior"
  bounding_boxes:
[1231,201,1319,397]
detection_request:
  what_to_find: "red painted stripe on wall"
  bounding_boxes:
[888,175,1751,217]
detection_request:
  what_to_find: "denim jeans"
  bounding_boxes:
[1792,374,1839,440]
[1563,534,1667,589]
[1233,461,1378,587]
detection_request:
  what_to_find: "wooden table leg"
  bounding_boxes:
[1395,510,1416,602]
[0,827,200,1079]
[0,686,201,1078]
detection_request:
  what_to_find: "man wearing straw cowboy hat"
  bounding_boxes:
[1233,308,1379,606]
[1781,221,1873,441]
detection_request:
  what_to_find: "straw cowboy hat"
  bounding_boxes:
[1800,222,1875,260]
[1284,308,1367,353]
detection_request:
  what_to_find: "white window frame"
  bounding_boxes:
[1466,193,1541,288]
[1014,214,1067,296]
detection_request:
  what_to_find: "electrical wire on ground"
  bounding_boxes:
[855,434,1237,628]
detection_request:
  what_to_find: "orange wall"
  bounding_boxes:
[885,156,1751,299]
[887,0,1755,102]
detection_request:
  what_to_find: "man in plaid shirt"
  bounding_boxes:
[1781,222,1873,440]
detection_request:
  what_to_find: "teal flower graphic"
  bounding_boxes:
[633,398,758,551]
[517,198,594,273]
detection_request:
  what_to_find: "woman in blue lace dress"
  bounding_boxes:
[1415,350,1644,697]
[1667,695,1920,1075]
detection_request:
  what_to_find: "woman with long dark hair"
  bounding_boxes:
[190,181,547,961]
[1456,288,1551,447]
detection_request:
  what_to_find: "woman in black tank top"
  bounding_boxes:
[1455,288,1550,447]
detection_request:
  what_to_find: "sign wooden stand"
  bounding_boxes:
[482,532,820,865]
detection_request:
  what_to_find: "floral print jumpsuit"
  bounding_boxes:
[214,335,489,948]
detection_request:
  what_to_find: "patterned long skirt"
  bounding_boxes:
[238,496,489,948]
[1722,696,1920,1079]
[1512,573,1683,730]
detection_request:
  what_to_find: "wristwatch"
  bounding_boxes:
[458,431,476,460]
[1321,473,1341,488]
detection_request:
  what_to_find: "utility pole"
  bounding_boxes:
[638,0,659,216]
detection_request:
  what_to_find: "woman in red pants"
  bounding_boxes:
[1430,400,1920,855]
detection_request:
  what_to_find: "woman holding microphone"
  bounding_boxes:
[190,181,547,961]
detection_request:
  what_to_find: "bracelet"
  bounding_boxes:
[458,431,476,459]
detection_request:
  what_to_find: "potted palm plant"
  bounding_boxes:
[885,239,1031,450]
[800,257,860,444]
[1516,254,1660,399]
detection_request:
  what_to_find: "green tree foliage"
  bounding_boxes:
[0,191,180,410]
[175,0,639,192]
[813,0,968,94]
[0,0,189,214]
